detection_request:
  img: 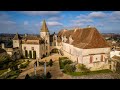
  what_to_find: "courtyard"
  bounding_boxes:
[17,53,120,79]
[17,53,71,79]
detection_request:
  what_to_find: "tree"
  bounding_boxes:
[49,59,53,67]
[46,72,52,79]
[33,51,36,59]
[25,74,31,79]
[77,64,90,72]
[64,64,76,73]
[29,51,32,59]
[0,54,11,69]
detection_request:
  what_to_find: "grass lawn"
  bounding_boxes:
[0,69,8,75]
[66,69,112,76]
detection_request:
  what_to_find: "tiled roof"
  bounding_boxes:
[58,27,110,49]
[22,35,41,40]
[22,35,45,44]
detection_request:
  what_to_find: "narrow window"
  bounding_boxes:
[101,55,103,62]
[90,55,93,63]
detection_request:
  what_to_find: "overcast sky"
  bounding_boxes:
[0,11,120,34]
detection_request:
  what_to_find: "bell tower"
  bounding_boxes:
[40,20,50,55]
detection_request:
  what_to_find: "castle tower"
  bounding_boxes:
[13,33,21,48]
[40,20,50,55]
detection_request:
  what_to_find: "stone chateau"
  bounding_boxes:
[1,20,111,71]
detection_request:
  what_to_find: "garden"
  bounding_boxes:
[0,54,30,79]
[59,57,113,76]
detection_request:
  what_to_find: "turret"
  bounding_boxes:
[40,20,50,38]
[13,33,21,48]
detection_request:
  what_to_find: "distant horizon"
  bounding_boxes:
[0,31,120,35]
[0,11,120,34]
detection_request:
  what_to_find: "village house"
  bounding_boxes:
[57,27,111,71]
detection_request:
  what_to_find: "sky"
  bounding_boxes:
[0,11,120,34]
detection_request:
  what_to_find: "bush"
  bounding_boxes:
[51,48,58,53]
[46,72,52,79]
[59,57,68,60]
[64,64,76,73]
[0,54,11,69]
[59,59,73,69]
[20,61,29,69]
[21,55,25,59]
[77,64,90,73]
[48,59,53,67]
[25,74,31,79]
[39,61,44,66]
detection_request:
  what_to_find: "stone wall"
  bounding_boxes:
[22,44,40,58]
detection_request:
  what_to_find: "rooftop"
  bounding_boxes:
[58,27,110,49]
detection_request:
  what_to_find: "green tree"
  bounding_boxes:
[46,72,52,79]
[49,59,53,67]
[25,74,31,79]
[29,51,32,59]
[77,64,90,72]
[64,64,76,73]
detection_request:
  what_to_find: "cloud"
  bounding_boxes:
[19,11,61,16]
[0,13,10,20]
[23,21,29,25]
[88,12,106,18]
[47,21,63,26]
[40,21,63,26]
[71,19,93,23]
[48,16,62,21]
[112,11,120,16]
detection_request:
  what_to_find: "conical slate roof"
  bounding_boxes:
[41,20,49,32]
[13,33,21,40]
